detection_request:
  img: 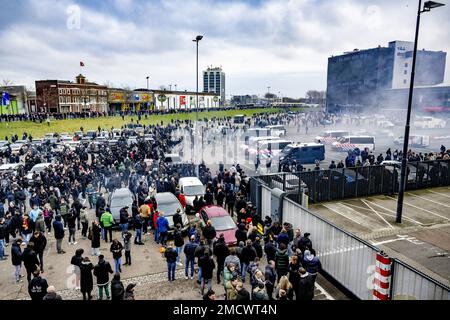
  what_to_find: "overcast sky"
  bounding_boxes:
[0,0,449,98]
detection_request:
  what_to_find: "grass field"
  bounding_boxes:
[0,107,305,139]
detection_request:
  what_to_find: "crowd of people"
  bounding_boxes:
[0,109,323,301]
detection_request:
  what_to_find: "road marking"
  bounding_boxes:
[321,203,365,226]
[407,193,450,209]
[364,200,424,225]
[314,282,335,300]
[371,234,424,246]
[386,196,450,222]
[339,202,374,212]
[426,190,450,199]
[338,202,393,229]
[361,199,395,230]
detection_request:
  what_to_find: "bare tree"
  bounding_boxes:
[1,79,14,86]
[159,85,168,91]
[264,93,277,99]
[103,80,114,88]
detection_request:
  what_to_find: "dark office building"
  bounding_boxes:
[326,41,447,113]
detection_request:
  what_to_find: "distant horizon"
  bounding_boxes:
[0,0,449,97]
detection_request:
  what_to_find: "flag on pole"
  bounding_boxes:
[80,61,85,67]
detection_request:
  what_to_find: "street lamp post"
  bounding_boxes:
[396,0,445,223]
[193,35,203,122]
[146,76,149,90]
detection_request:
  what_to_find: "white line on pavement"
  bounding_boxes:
[426,190,450,199]
[364,200,424,225]
[386,196,450,222]
[361,199,395,230]
[314,282,335,300]
[407,192,450,209]
[321,203,365,226]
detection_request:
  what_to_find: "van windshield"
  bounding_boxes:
[184,185,204,196]
[331,132,348,138]
[281,146,293,155]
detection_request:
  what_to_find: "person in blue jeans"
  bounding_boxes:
[110,239,123,273]
[173,224,184,266]
[156,212,169,246]
[183,235,198,279]
[164,242,178,282]
[133,214,144,245]
[119,206,130,238]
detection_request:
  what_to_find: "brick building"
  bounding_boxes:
[35,74,107,113]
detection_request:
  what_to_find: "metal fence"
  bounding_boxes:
[252,177,450,300]
[391,260,450,300]
[255,160,450,203]
[283,197,379,299]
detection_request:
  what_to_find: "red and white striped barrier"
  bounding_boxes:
[373,252,392,300]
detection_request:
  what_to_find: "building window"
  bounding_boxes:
[405,62,408,68]
[404,70,407,75]
[403,79,407,84]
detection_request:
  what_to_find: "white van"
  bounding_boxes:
[394,135,430,148]
[179,177,205,214]
[265,125,286,137]
[331,135,376,152]
[315,130,349,144]
[413,116,446,129]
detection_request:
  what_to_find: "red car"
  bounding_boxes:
[198,205,238,246]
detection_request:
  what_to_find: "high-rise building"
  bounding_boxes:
[326,41,447,113]
[203,66,225,106]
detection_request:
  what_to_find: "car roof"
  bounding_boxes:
[287,142,324,148]
[111,188,133,197]
[202,205,229,217]
[0,163,23,170]
[179,177,203,186]
[155,192,178,203]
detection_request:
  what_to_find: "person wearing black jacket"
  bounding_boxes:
[164,242,178,282]
[133,214,144,245]
[213,234,229,284]
[236,281,250,301]
[11,239,23,283]
[202,220,216,249]
[80,256,94,300]
[235,223,247,244]
[28,268,48,301]
[199,250,215,296]
[264,261,276,300]
[252,237,263,260]
[22,242,39,282]
[173,224,184,266]
[119,206,130,237]
[264,239,276,262]
[96,194,106,219]
[297,268,315,301]
[29,231,47,272]
[225,191,236,217]
[93,255,114,300]
[172,209,183,230]
[52,215,65,254]
[90,220,102,256]
[110,239,124,273]
[240,239,257,283]
[111,273,125,300]
[216,188,225,207]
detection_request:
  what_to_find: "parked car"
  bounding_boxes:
[154,192,189,234]
[197,205,238,246]
[26,163,52,184]
[178,177,205,214]
[108,188,136,224]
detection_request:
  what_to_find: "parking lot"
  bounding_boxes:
[310,186,450,286]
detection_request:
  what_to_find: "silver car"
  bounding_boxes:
[108,188,135,224]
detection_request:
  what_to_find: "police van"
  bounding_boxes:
[279,142,325,165]
[256,139,293,160]
[233,115,245,124]
[314,130,349,144]
[331,135,375,152]
[243,128,272,144]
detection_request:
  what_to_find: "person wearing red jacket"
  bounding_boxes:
[152,210,160,243]
[178,193,186,209]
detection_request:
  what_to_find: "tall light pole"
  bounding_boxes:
[146,76,149,90]
[193,35,203,121]
[174,84,177,91]
[396,0,445,223]
[169,84,172,91]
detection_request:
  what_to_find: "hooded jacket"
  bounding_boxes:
[28,276,49,301]
[303,251,322,275]
[111,275,125,300]
[79,261,94,293]
[93,258,114,285]
[275,248,289,276]
[183,240,199,260]
[11,241,22,266]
